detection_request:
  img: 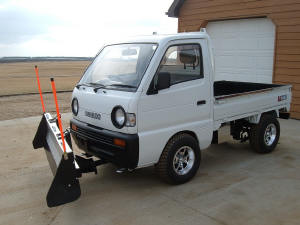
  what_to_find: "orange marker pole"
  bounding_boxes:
[34,65,46,113]
[50,78,68,160]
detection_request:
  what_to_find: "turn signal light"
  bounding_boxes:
[71,123,77,131]
[114,138,126,147]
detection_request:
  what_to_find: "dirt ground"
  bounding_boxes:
[0,61,91,96]
[0,115,299,225]
[0,92,72,121]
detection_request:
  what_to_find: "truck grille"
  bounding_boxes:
[75,126,114,145]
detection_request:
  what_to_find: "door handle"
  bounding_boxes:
[197,100,206,106]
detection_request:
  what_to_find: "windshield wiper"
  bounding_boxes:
[89,83,106,93]
[80,83,136,92]
[75,83,93,89]
[76,82,106,92]
[106,84,137,89]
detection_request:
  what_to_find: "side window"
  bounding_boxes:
[157,44,203,86]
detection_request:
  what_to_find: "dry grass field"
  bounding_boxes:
[0,61,91,96]
[0,92,72,120]
[0,61,91,120]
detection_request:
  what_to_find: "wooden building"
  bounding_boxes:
[167,0,300,119]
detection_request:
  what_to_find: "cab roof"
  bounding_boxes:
[106,31,209,46]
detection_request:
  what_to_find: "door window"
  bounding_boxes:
[157,44,203,86]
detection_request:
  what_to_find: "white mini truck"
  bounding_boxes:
[33,30,292,207]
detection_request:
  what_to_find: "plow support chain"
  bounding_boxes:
[33,113,81,207]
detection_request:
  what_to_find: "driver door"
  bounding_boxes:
[137,39,213,166]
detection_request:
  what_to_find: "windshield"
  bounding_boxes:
[79,43,158,91]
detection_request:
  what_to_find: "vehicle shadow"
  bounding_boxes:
[76,139,260,200]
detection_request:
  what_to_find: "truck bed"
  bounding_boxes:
[214,81,282,100]
[213,81,292,126]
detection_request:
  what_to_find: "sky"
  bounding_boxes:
[0,0,177,57]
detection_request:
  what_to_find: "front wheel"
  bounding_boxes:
[155,133,201,184]
[249,114,280,153]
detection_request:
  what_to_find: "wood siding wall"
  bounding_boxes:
[177,0,300,119]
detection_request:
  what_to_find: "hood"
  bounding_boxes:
[72,86,135,133]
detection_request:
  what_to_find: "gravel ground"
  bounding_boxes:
[0,92,72,121]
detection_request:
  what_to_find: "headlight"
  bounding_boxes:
[111,106,136,128]
[111,106,126,128]
[72,98,79,116]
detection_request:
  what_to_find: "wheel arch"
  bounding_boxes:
[165,130,200,149]
[246,110,279,124]
[262,110,279,118]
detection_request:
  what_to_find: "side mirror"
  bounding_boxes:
[147,72,171,95]
[157,72,171,91]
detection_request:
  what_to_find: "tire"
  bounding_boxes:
[249,114,280,153]
[155,133,201,184]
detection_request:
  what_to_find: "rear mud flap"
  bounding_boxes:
[33,113,81,207]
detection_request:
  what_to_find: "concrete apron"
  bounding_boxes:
[0,114,300,225]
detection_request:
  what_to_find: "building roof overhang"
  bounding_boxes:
[166,0,185,18]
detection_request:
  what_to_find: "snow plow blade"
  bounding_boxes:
[33,113,81,207]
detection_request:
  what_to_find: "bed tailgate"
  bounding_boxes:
[213,85,292,123]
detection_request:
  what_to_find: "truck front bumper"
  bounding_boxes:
[70,119,139,169]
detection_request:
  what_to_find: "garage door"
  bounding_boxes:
[206,18,275,83]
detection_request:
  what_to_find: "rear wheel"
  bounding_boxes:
[249,114,280,153]
[155,133,201,184]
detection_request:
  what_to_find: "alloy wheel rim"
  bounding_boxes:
[264,123,277,146]
[173,146,195,175]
